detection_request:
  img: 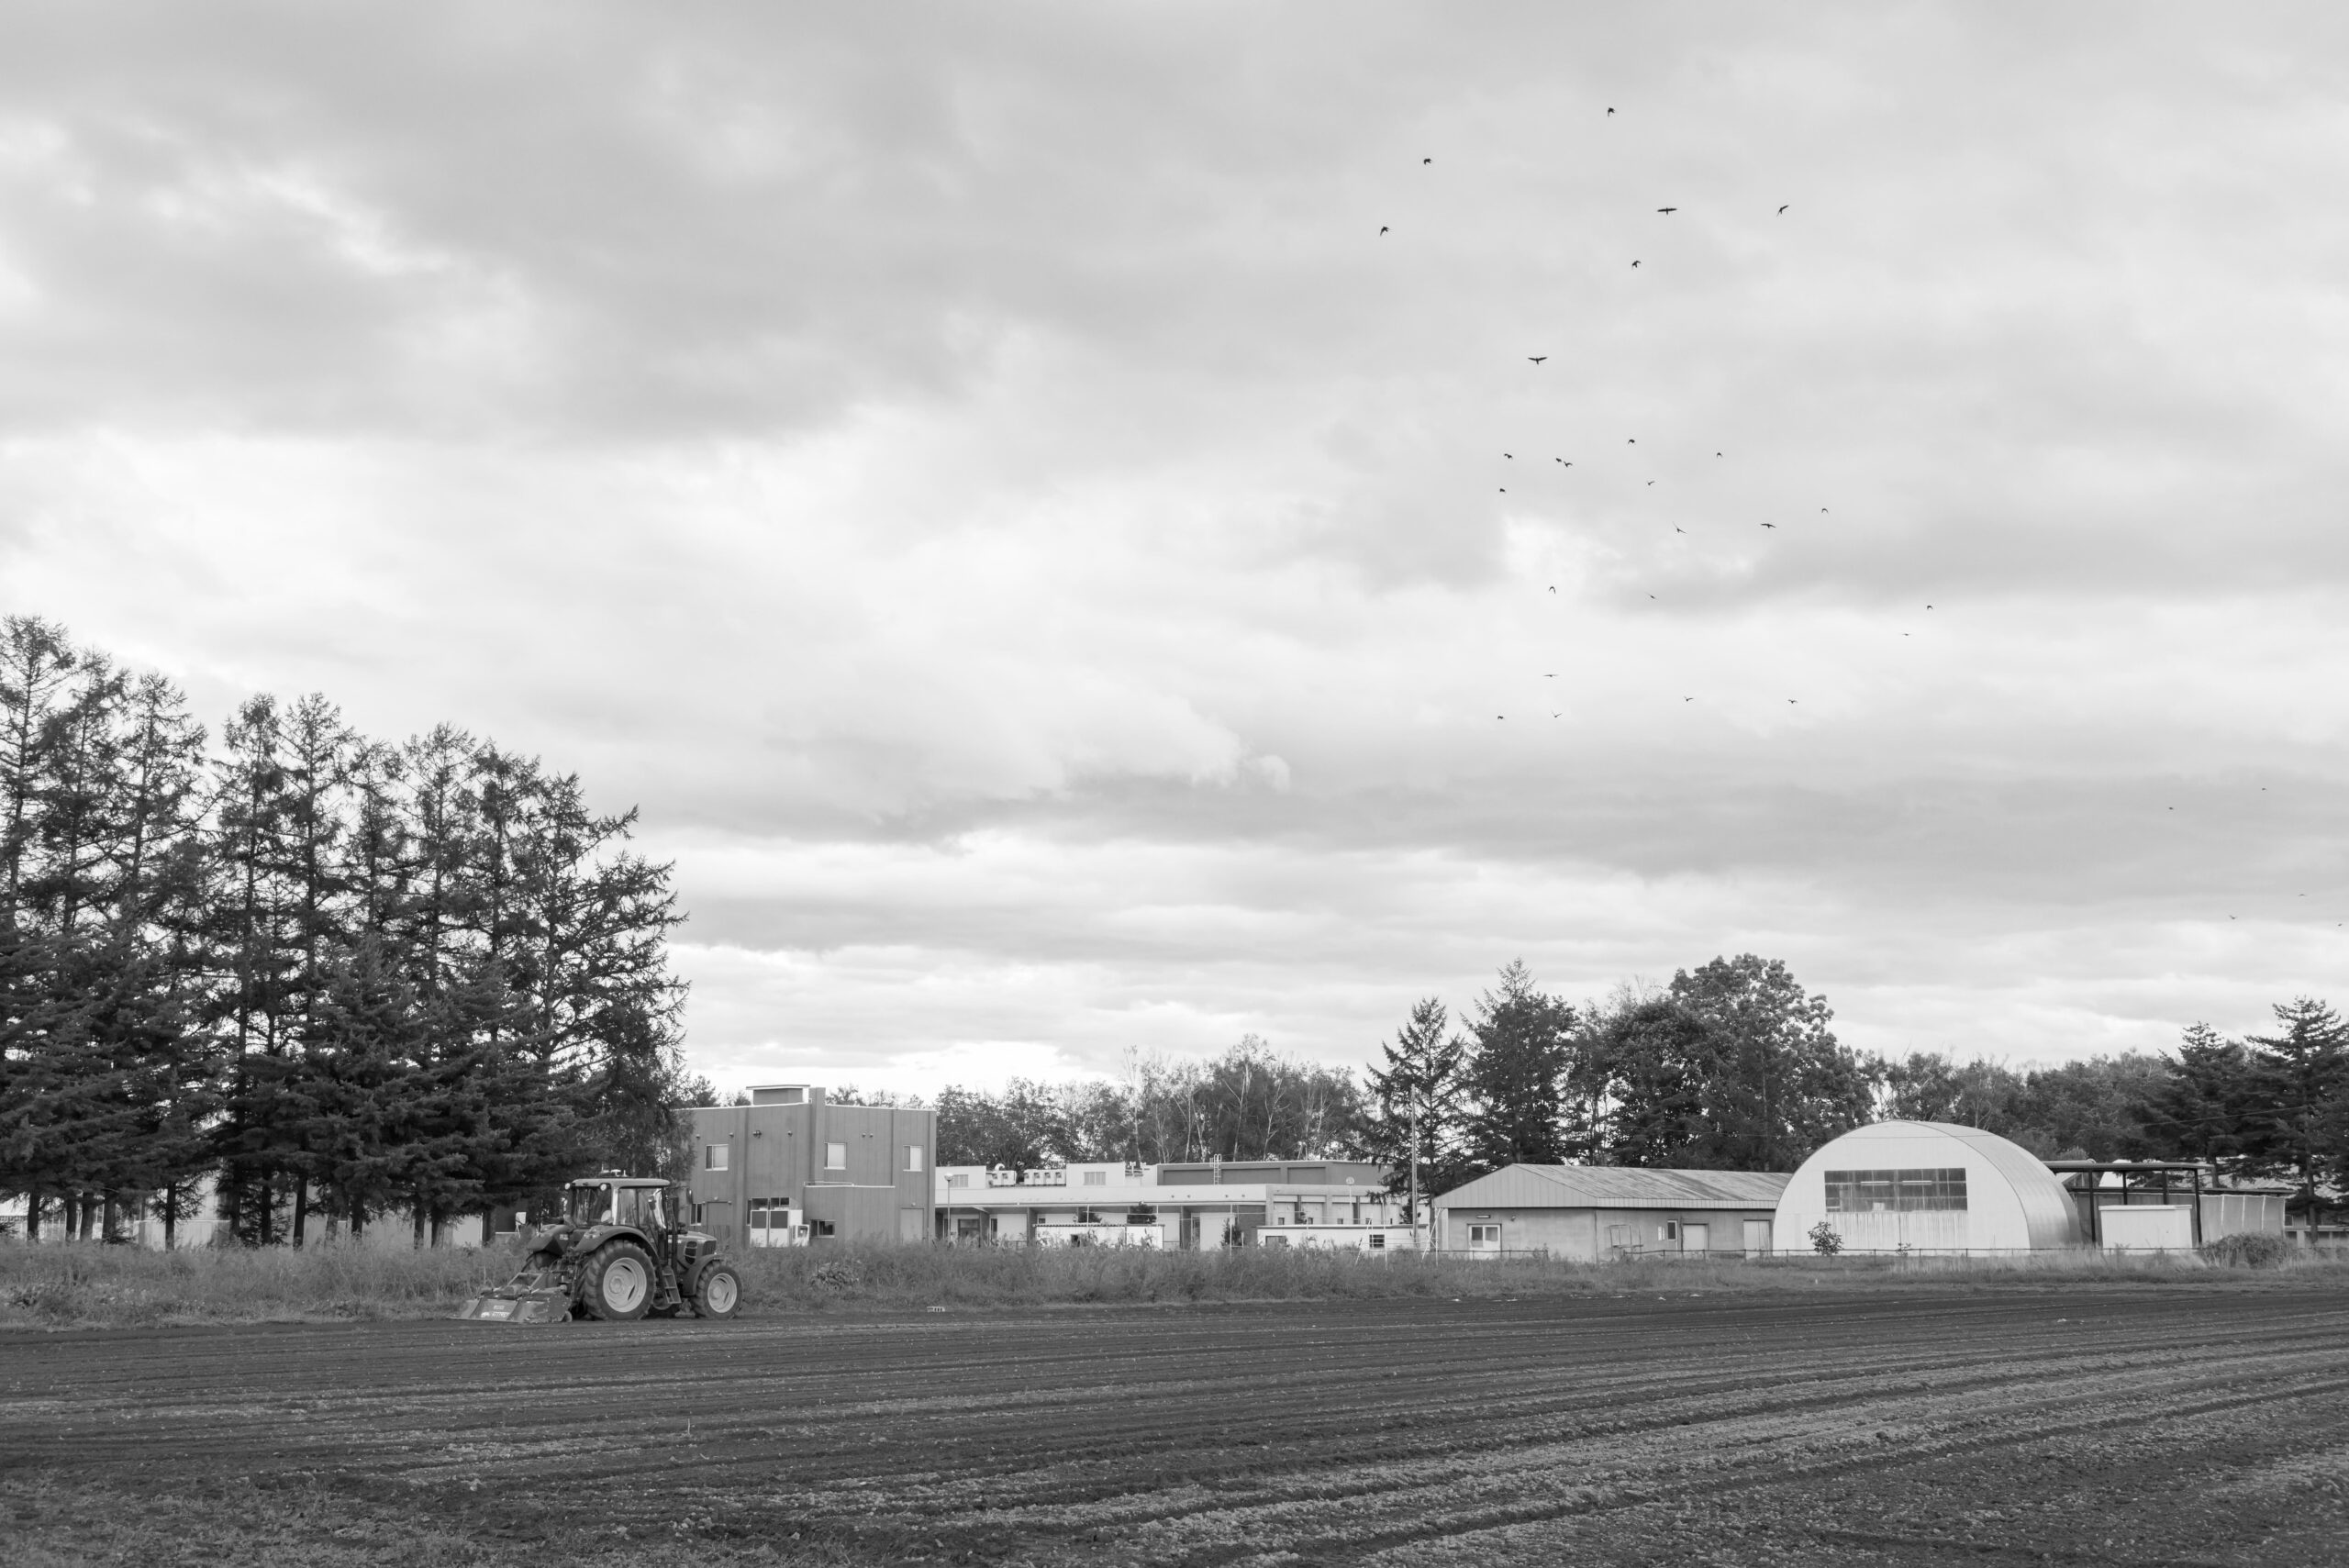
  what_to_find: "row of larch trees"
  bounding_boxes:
[0,616,691,1246]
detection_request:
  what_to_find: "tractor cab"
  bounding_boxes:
[566,1177,671,1233]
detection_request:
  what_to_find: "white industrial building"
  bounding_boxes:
[1776,1120,2083,1254]
[934,1159,1413,1250]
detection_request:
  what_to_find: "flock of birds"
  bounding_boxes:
[1366,117,2334,936]
[1375,118,1940,721]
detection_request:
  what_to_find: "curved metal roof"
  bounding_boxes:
[1782,1120,2080,1249]
[1433,1164,1789,1210]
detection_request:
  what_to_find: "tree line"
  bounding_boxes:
[921,954,2348,1227]
[0,616,691,1245]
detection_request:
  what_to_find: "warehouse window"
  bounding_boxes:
[706,1144,728,1172]
[824,1141,847,1170]
[1083,1170,1108,1185]
[946,1173,969,1188]
[1825,1168,1968,1213]
[907,1145,925,1173]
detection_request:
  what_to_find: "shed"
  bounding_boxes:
[1431,1165,1790,1259]
[1776,1120,2078,1255]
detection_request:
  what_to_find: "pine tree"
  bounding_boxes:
[1364,997,1468,1215]
[2144,1023,2259,1175]
[1460,962,1576,1173]
[2244,997,2349,1223]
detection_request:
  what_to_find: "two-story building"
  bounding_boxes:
[685,1084,936,1250]
[935,1158,1413,1250]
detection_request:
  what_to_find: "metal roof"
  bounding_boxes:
[1432,1164,1790,1210]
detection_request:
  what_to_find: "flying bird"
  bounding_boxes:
[1555,459,1570,466]
[1503,453,1512,459]
[1675,527,1685,533]
[1787,699,1798,704]
[1379,226,1389,235]
[1684,696,1694,702]
[1631,260,1641,268]
[1608,107,1615,115]
[1760,522,1776,529]
[1546,585,1556,594]
[1529,356,1547,364]
[1648,595,1656,599]
[1544,673,1557,677]
[1777,204,1789,214]
[1627,439,1636,444]
[1423,158,1432,164]
[1647,481,1655,485]
[1657,206,1677,214]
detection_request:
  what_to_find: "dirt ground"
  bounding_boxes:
[5,1283,2346,1566]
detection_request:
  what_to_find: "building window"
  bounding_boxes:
[1664,1221,1679,1241]
[907,1145,925,1173]
[1369,1233,1386,1250]
[1468,1223,1502,1248]
[824,1141,847,1170]
[1825,1168,1968,1213]
[946,1173,969,1188]
[706,1144,728,1172]
[1083,1170,1107,1186]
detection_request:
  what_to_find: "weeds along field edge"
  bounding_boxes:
[3,1237,2343,1329]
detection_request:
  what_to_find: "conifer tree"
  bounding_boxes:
[1363,997,1468,1213]
[1460,961,1577,1173]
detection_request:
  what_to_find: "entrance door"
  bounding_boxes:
[1680,1223,1709,1254]
[1742,1218,1772,1256]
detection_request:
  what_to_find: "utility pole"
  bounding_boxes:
[1408,1095,1423,1253]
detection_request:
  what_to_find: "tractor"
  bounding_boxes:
[459,1176,741,1324]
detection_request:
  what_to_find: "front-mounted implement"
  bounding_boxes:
[460,1176,741,1324]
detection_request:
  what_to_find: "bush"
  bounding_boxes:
[1808,1221,1843,1256]
[2201,1231,2294,1268]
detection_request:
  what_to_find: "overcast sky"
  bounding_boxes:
[4,4,2344,1095]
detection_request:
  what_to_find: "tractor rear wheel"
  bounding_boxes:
[692,1263,741,1319]
[580,1240,656,1321]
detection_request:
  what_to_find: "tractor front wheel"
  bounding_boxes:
[692,1263,741,1319]
[580,1240,657,1321]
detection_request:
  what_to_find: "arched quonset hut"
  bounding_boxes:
[1775,1121,2081,1255]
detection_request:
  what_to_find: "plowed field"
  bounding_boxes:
[6,1284,2346,1566]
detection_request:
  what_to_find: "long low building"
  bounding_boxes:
[936,1159,1405,1248]
[1431,1165,1791,1258]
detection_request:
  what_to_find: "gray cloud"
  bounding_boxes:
[4,4,2346,1087]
